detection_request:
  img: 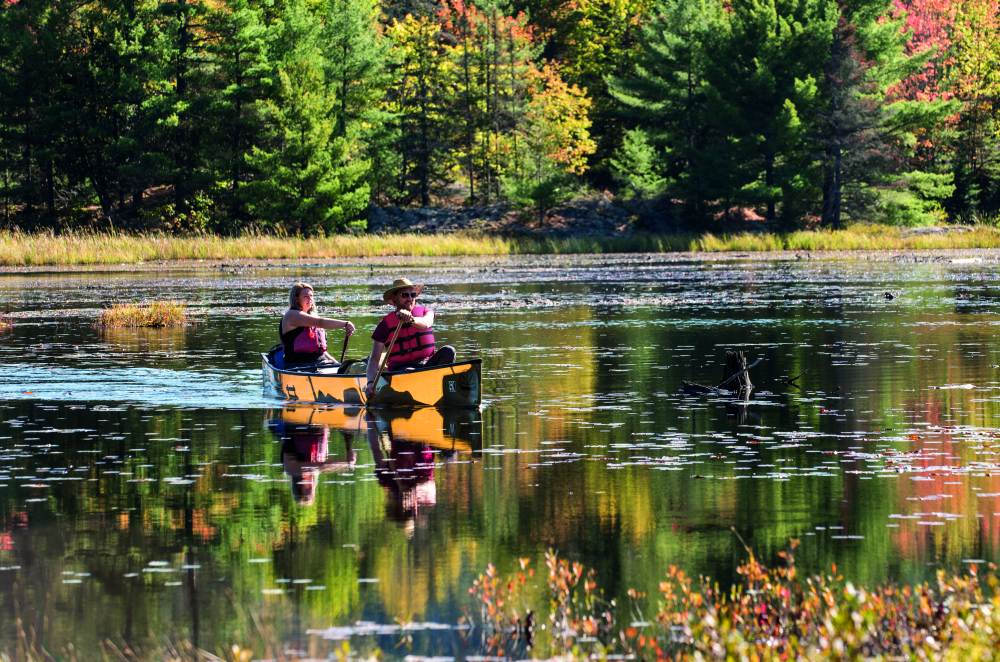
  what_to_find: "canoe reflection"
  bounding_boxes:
[267,417,356,506]
[270,406,482,521]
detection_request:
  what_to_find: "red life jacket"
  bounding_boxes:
[383,306,436,369]
[280,322,327,365]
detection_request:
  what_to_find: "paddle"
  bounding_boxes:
[368,320,403,406]
[339,330,351,363]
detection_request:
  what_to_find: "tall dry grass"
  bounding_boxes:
[2,225,1000,266]
[97,302,187,328]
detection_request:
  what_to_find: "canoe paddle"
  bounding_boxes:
[339,330,351,364]
[368,320,403,406]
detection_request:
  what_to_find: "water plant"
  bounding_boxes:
[97,302,186,328]
[466,540,1000,660]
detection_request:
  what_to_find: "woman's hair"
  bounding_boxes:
[288,282,316,314]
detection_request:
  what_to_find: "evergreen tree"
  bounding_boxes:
[243,0,369,233]
[204,0,274,231]
[816,0,958,227]
[0,1,65,227]
[608,0,727,223]
[702,0,837,226]
[319,0,391,209]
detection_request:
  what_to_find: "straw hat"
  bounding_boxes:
[383,278,424,303]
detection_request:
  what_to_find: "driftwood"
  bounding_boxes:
[680,351,760,397]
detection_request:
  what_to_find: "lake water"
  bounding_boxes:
[3,252,1000,657]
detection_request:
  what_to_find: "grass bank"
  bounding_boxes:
[2,225,1000,266]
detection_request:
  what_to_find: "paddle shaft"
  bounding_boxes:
[368,321,403,404]
[339,331,350,363]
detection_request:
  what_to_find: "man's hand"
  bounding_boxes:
[344,321,356,335]
[396,309,414,325]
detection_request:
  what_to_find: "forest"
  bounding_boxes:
[0,0,997,234]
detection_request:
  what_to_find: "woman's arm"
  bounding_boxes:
[284,309,355,334]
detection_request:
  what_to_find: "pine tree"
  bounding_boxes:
[607,0,727,223]
[242,0,368,233]
[204,0,274,231]
[816,0,958,227]
[0,1,65,227]
[702,0,837,226]
[319,0,390,212]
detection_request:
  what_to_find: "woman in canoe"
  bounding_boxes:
[281,282,355,370]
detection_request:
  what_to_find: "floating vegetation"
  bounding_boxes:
[97,301,186,328]
[468,542,1000,660]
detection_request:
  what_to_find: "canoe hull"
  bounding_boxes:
[262,354,482,408]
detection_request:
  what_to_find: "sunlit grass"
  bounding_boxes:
[98,302,187,328]
[2,225,1000,266]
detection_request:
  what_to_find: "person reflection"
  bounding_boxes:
[366,413,438,536]
[268,418,356,506]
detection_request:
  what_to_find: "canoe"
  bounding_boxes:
[274,404,482,452]
[261,353,482,408]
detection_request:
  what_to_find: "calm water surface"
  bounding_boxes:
[3,253,1000,656]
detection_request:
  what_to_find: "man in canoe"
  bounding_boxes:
[364,278,456,399]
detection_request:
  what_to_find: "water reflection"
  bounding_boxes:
[269,418,356,505]
[4,255,1000,656]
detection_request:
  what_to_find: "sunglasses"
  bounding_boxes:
[399,291,418,299]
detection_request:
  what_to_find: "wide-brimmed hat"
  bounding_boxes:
[383,278,424,303]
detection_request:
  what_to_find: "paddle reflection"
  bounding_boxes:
[267,416,356,505]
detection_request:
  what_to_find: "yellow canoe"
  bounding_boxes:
[274,404,482,452]
[261,353,482,408]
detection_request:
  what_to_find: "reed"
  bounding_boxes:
[3,225,1000,266]
[97,301,187,328]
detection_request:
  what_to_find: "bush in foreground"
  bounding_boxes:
[97,302,186,328]
[467,541,1000,660]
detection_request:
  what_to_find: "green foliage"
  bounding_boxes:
[501,64,596,219]
[242,0,369,234]
[0,0,996,231]
[608,0,727,223]
[609,128,666,199]
[868,170,955,226]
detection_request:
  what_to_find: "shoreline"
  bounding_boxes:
[2,245,1000,274]
[1,225,1000,270]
